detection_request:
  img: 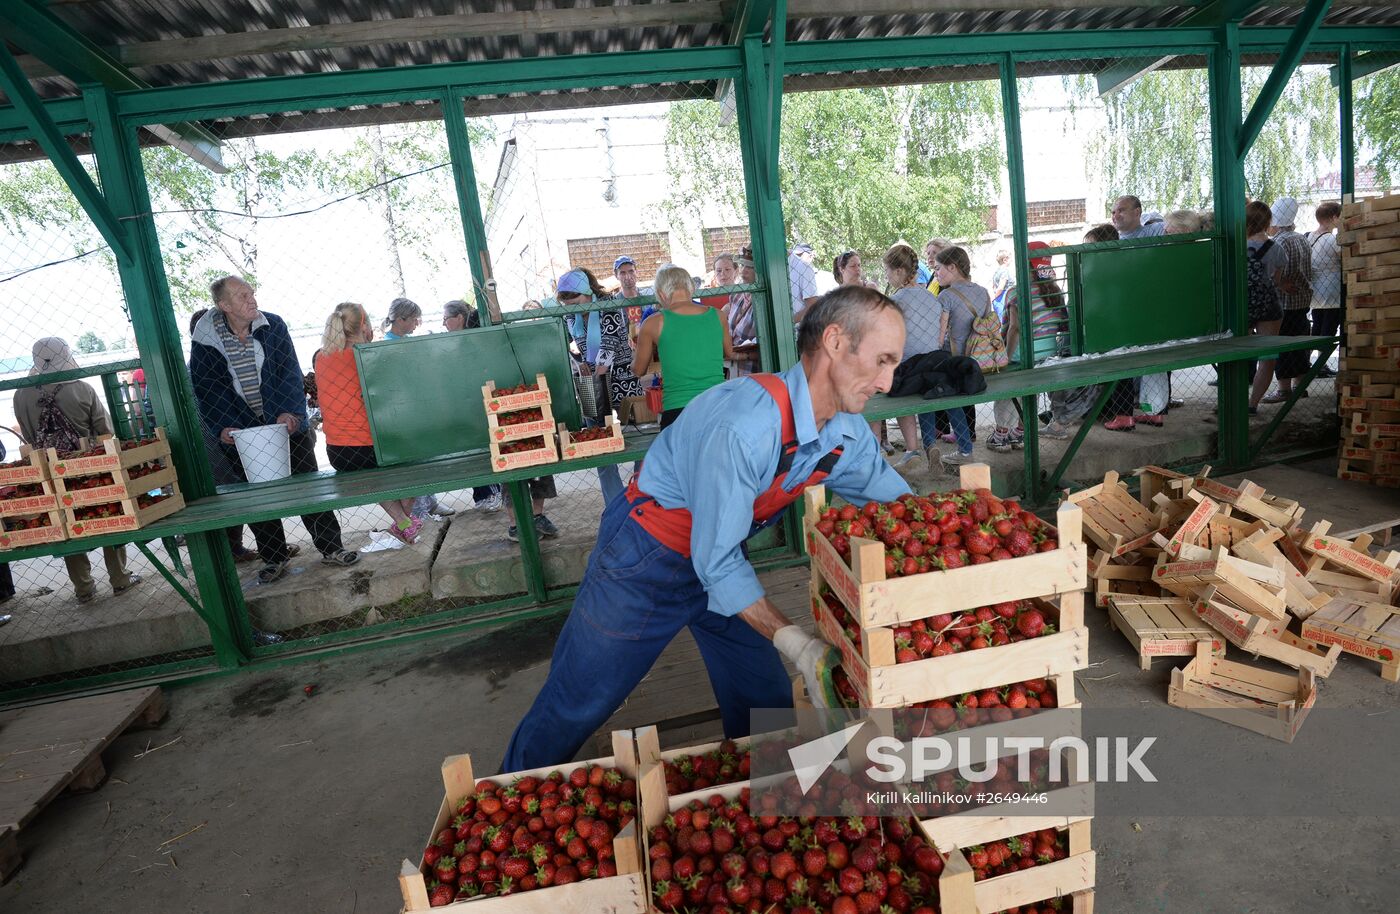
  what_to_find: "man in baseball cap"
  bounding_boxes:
[788,243,819,323]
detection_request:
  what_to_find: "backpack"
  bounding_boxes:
[951,287,1010,373]
[34,390,84,454]
[1247,240,1282,323]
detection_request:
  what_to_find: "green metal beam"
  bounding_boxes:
[0,358,139,393]
[441,88,499,325]
[1330,49,1400,87]
[1246,339,1336,465]
[0,44,133,263]
[1339,46,1355,197]
[0,0,224,170]
[1238,0,1334,160]
[999,56,1040,502]
[1097,1,1265,96]
[1209,27,1252,468]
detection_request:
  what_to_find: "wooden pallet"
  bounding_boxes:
[1106,595,1223,670]
[1168,643,1316,743]
[397,731,644,913]
[1066,470,1166,558]
[0,687,166,883]
[1300,596,1400,682]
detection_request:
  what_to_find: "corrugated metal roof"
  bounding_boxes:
[11,1,1400,102]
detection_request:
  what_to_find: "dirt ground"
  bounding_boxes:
[1,585,1397,913]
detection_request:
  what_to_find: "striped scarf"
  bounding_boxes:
[214,311,265,421]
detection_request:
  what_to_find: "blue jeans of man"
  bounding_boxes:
[501,490,792,770]
[918,408,973,455]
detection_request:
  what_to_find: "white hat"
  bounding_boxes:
[1271,197,1299,227]
[29,337,79,376]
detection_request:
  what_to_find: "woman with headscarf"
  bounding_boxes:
[13,338,140,604]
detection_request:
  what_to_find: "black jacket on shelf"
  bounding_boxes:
[889,351,987,400]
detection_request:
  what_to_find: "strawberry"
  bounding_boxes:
[428,883,455,907]
[1016,609,1046,638]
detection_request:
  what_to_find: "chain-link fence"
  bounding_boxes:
[1241,58,1344,462]
[0,142,216,693]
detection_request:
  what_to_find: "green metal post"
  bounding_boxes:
[507,481,548,603]
[1339,46,1355,198]
[1209,28,1251,470]
[442,88,501,326]
[1237,0,1335,160]
[85,88,251,665]
[737,35,797,372]
[1000,55,1040,501]
[100,371,133,439]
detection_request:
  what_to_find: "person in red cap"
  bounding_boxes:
[988,242,1071,450]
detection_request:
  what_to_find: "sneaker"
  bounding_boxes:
[1168,398,1185,409]
[986,428,1014,454]
[1041,421,1072,440]
[1038,410,1053,425]
[252,629,285,646]
[434,505,456,517]
[258,560,290,585]
[1103,415,1136,432]
[1259,391,1289,404]
[893,451,921,468]
[482,492,504,513]
[939,433,956,444]
[881,440,896,456]
[941,451,975,466]
[534,514,560,538]
[320,549,360,567]
[1009,427,1025,450]
[506,524,523,543]
[113,574,143,595]
[1135,413,1165,427]
[1316,367,1336,378]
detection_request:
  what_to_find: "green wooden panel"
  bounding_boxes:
[355,320,582,466]
[1078,241,1218,352]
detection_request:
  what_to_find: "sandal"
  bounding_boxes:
[320,548,360,567]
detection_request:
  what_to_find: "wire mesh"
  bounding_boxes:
[0,142,216,692]
[1241,59,1344,461]
[1352,54,1400,195]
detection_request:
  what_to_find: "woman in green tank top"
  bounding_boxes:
[632,264,736,428]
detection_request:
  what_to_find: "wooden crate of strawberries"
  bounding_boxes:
[0,447,49,486]
[398,730,646,913]
[45,429,171,479]
[558,416,626,460]
[64,490,185,539]
[482,376,559,472]
[926,814,1095,914]
[0,509,67,551]
[53,460,177,509]
[803,465,1088,630]
[0,478,59,517]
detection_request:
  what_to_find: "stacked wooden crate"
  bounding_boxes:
[482,374,560,471]
[1338,192,1400,485]
[0,447,65,550]
[802,462,1096,913]
[46,430,185,537]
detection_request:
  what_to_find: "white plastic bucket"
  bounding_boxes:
[231,423,291,483]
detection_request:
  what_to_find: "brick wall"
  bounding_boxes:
[566,232,671,282]
[702,225,750,266]
[1026,198,1087,228]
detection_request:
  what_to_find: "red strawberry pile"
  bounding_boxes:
[73,502,126,520]
[649,781,948,914]
[421,763,637,907]
[963,828,1070,883]
[492,382,540,397]
[499,437,548,454]
[814,491,1056,575]
[136,492,171,510]
[995,898,1072,914]
[499,407,545,426]
[817,587,1056,662]
[908,677,1058,724]
[0,458,28,470]
[906,753,1067,818]
[571,426,617,443]
[60,444,108,459]
[5,483,46,498]
[120,436,159,451]
[664,739,752,796]
[68,472,116,491]
[128,460,165,480]
[3,513,54,531]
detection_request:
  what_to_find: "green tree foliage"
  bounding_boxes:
[74,330,106,354]
[1356,68,1400,188]
[663,82,1003,270]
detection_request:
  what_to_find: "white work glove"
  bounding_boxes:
[774,625,840,710]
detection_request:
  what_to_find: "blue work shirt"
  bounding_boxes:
[637,363,911,618]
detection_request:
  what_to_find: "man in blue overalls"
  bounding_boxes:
[503,286,912,769]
